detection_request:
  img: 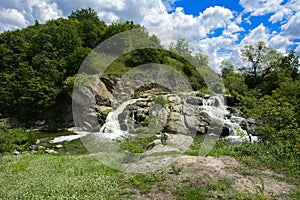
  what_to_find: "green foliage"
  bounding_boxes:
[115,135,157,153]
[1,13,210,120]
[0,126,36,153]
[207,140,300,179]
[153,95,169,105]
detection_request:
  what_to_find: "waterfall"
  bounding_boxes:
[202,95,257,143]
[98,99,138,140]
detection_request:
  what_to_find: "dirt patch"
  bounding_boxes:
[123,155,295,199]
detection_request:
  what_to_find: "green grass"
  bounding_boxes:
[1,132,298,199]
[173,179,258,200]
[207,140,300,181]
[0,154,121,200]
[32,131,88,155]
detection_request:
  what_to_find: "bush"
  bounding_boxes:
[0,126,36,153]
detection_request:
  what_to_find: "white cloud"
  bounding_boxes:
[240,0,283,16]
[0,0,62,32]
[162,0,181,12]
[282,12,300,39]
[0,8,28,31]
[197,32,240,72]
[240,23,270,46]
[198,6,233,32]
[269,35,292,53]
[239,0,300,24]
[269,7,293,23]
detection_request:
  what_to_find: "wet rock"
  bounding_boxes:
[221,126,230,136]
[224,95,236,106]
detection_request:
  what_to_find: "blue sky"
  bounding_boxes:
[0,0,299,71]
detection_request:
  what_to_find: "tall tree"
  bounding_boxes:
[240,41,281,88]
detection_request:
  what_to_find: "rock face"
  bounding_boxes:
[72,76,113,130]
[73,75,256,141]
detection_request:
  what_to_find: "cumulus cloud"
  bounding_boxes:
[269,7,293,23]
[269,34,292,53]
[282,12,300,39]
[240,0,283,16]
[162,0,181,12]
[240,23,270,46]
[0,0,62,32]
[0,8,28,31]
[239,0,300,24]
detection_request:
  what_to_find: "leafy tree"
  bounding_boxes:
[279,50,300,81]
[240,41,281,88]
[169,37,190,55]
[69,8,99,22]
[221,60,234,78]
[69,8,106,48]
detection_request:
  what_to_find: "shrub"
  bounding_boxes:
[0,126,36,153]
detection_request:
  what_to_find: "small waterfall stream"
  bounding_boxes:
[202,95,257,143]
[98,99,138,140]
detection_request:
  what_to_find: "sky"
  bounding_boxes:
[0,0,299,72]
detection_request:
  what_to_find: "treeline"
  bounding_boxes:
[221,41,300,160]
[0,8,141,119]
[0,8,208,121]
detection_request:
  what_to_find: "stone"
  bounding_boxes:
[67,127,78,132]
[224,95,236,106]
[145,139,162,150]
[185,97,203,106]
[204,94,210,99]
[221,126,230,136]
[44,149,58,154]
[13,150,21,155]
[0,118,21,128]
[29,145,38,151]
[54,145,63,149]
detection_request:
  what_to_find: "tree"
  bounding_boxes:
[169,37,190,55]
[69,8,106,48]
[69,8,99,22]
[220,60,234,78]
[280,50,300,81]
[240,41,281,88]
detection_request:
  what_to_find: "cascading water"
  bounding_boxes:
[98,99,138,139]
[202,95,257,143]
